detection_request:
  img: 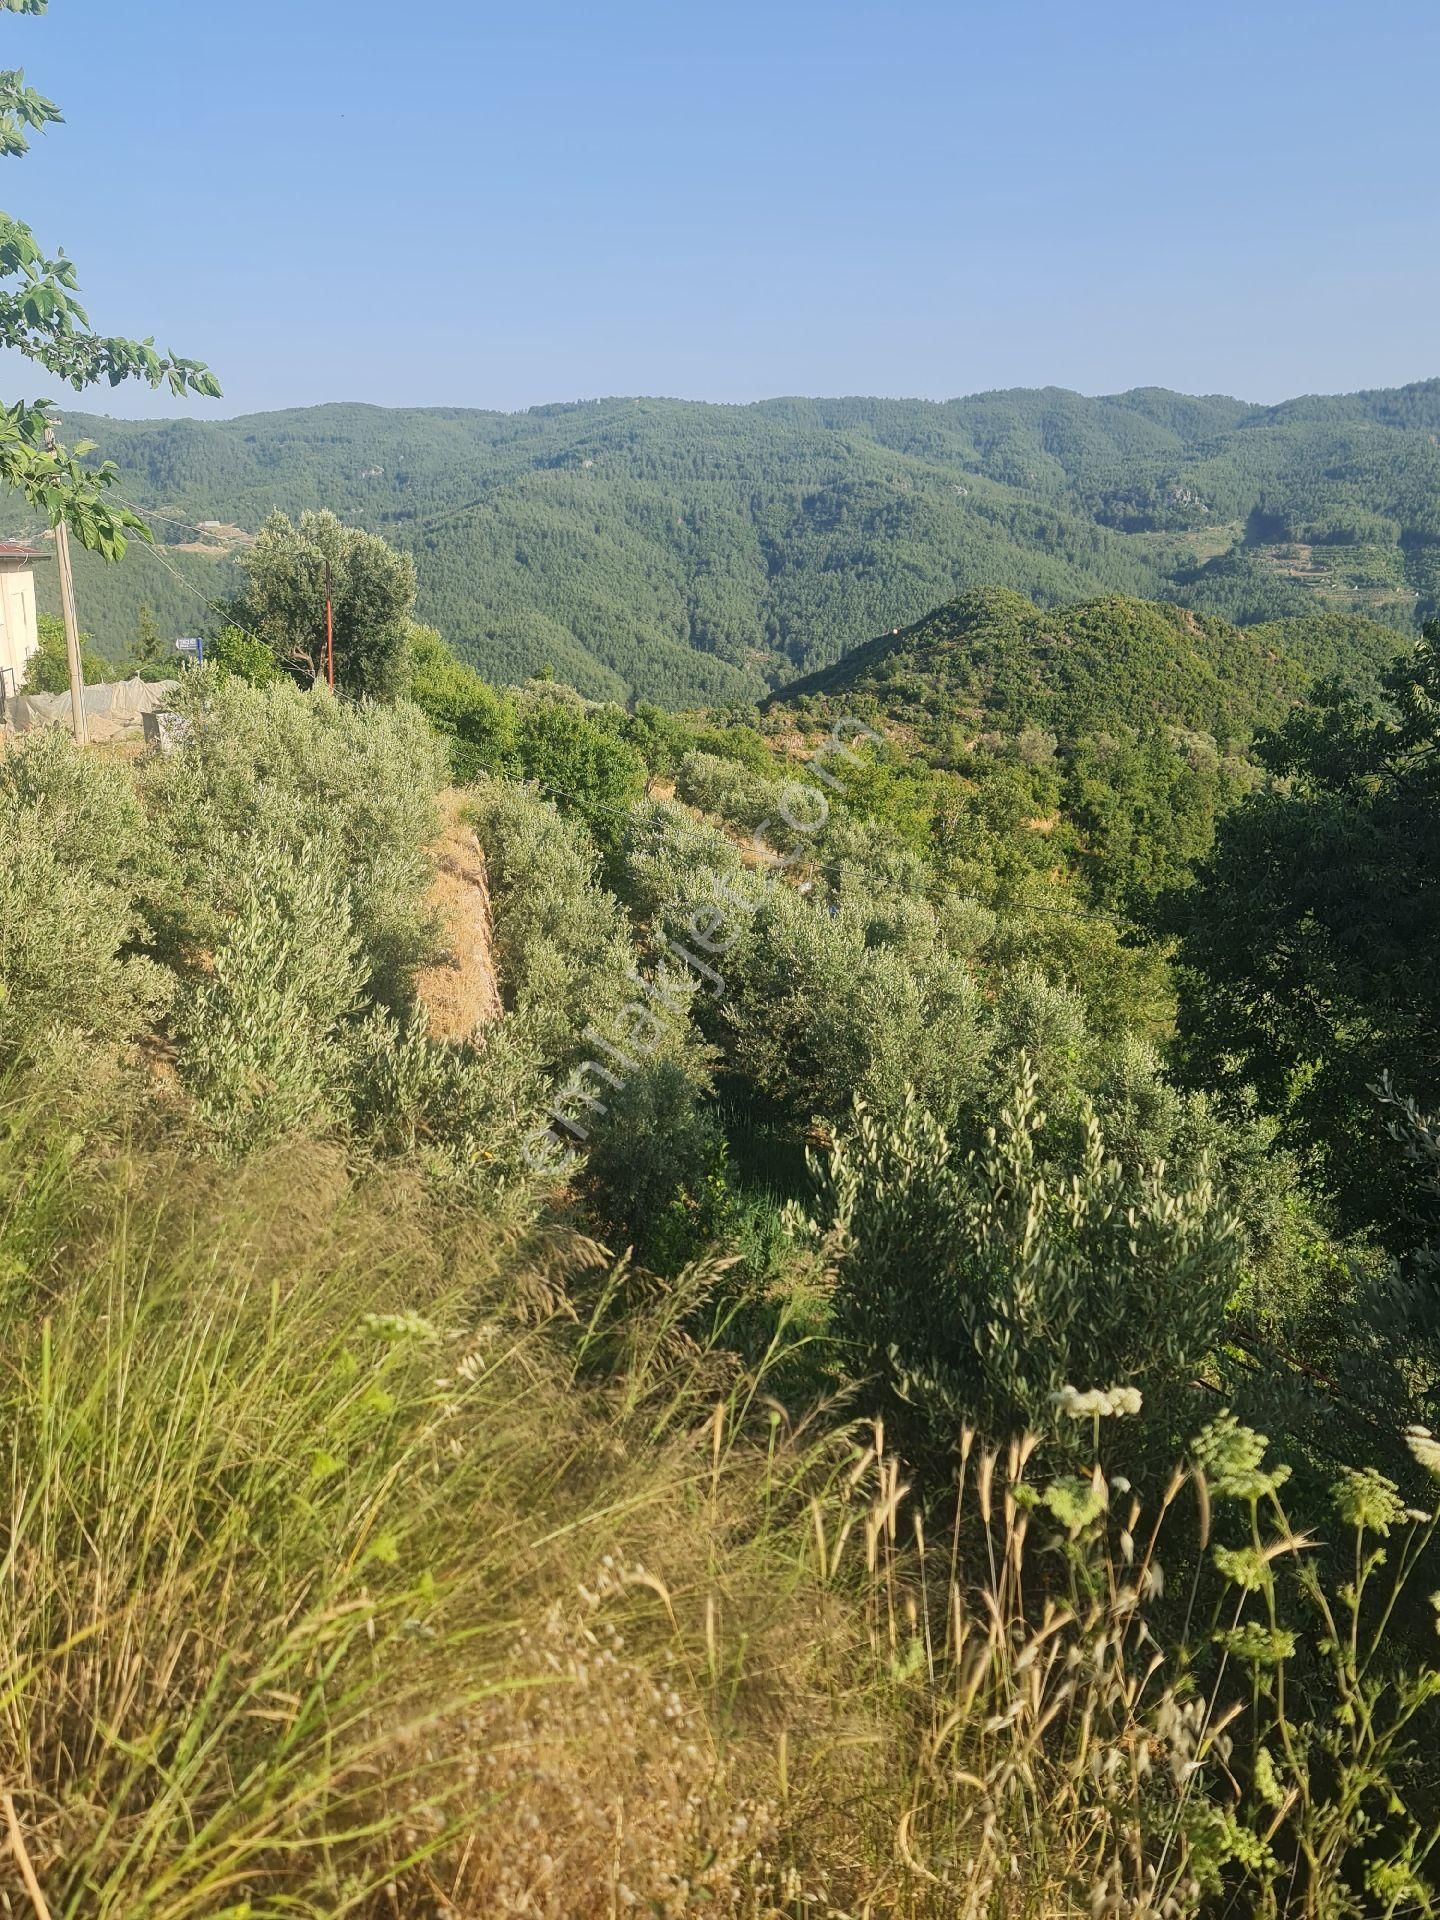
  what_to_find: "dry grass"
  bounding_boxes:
[2,1077,1438,1918]
[0,1086,873,1917]
[414,791,502,1043]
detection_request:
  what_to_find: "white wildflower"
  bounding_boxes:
[1406,1425,1440,1480]
[1051,1383,1144,1420]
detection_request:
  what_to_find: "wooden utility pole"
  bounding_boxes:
[324,556,335,689]
[53,519,89,747]
[44,420,89,746]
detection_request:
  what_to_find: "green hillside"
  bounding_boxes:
[18,378,1438,700]
[11,654,1440,1916]
[772,587,1409,746]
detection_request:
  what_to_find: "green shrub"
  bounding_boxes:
[512,684,647,836]
[805,1064,1240,1452]
[613,796,757,937]
[674,749,777,835]
[592,699,706,775]
[174,834,368,1151]
[408,623,519,782]
[0,728,169,1061]
[206,622,282,685]
[466,778,640,1065]
[410,633,648,837]
[145,670,444,1011]
[349,1005,553,1212]
[724,886,990,1125]
[813,809,933,904]
[20,611,107,693]
[673,748,821,854]
[583,1056,731,1269]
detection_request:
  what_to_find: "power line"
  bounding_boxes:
[127,529,269,652]
[91,483,266,648]
[119,500,232,539]
[106,487,240,553]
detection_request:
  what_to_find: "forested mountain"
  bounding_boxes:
[15,377,1440,702]
[774,588,1410,745]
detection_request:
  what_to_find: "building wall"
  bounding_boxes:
[0,567,40,695]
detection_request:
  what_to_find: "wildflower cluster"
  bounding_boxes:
[1192,1409,1292,1501]
[1050,1382,1144,1420]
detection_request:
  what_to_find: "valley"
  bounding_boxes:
[28,378,1440,703]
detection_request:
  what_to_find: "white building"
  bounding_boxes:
[0,542,47,699]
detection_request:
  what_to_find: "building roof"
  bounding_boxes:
[0,542,48,562]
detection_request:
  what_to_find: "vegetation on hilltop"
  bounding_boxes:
[1171,632,1440,1244]
[772,586,1409,746]
[13,377,1435,700]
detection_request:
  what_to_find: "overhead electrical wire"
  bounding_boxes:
[103,487,271,650]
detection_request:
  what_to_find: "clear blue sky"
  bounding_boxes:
[6,0,1439,417]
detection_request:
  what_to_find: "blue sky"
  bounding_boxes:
[5,0,1439,417]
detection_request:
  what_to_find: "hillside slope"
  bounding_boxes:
[19,379,1437,700]
[772,588,1409,744]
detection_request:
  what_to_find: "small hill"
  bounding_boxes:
[770,588,1404,744]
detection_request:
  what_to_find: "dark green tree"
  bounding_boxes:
[21,609,103,692]
[1063,730,1247,912]
[1171,629,1440,1240]
[206,623,281,687]
[0,2,218,554]
[134,602,164,668]
[408,625,518,780]
[237,511,417,701]
[513,693,647,835]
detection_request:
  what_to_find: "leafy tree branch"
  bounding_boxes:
[0,2,219,556]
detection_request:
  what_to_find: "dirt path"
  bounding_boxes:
[415,789,502,1040]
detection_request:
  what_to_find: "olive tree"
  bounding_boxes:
[237,511,418,701]
[804,1066,1240,1458]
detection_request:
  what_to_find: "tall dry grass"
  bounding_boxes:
[2,1074,1438,1918]
[0,1081,865,1917]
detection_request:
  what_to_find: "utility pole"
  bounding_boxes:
[324,556,335,690]
[44,419,89,747]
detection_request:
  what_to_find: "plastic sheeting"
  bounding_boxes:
[2,677,180,743]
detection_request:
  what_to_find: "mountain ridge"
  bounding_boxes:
[16,378,1438,704]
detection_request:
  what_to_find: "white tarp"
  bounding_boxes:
[2,677,180,743]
